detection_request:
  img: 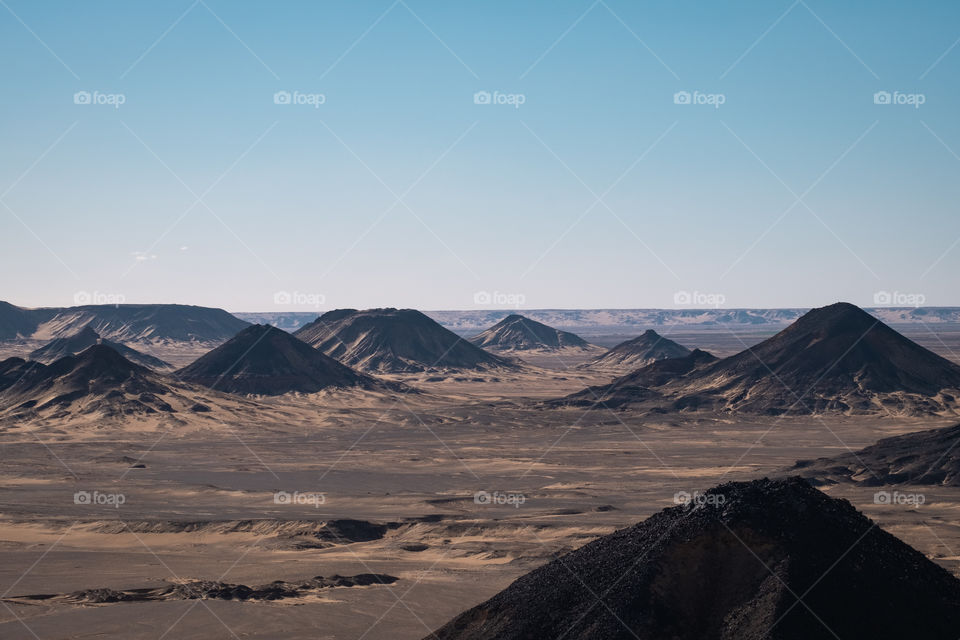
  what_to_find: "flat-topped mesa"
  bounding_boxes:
[0,301,250,342]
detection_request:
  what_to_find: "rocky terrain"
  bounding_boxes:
[293,308,516,373]
[427,477,960,640]
[28,326,172,371]
[0,345,226,421]
[787,422,960,486]
[5,573,399,606]
[580,329,692,372]
[468,314,596,353]
[0,301,249,343]
[558,303,960,416]
[560,348,717,408]
[176,324,394,395]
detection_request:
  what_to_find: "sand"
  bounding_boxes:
[1,329,960,638]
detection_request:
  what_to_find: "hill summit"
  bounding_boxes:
[468,314,593,352]
[663,302,960,414]
[293,308,515,373]
[177,324,382,395]
[29,326,172,370]
[560,303,960,415]
[0,345,192,418]
[582,329,691,372]
[427,477,960,639]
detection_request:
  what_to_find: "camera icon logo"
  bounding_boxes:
[73,291,91,305]
[673,290,692,305]
[473,291,492,305]
[274,91,291,105]
[673,91,691,105]
[273,491,292,504]
[74,491,92,504]
[473,91,491,105]
[873,491,892,505]
[273,290,292,305]
[873,291,892,305]
[673,490,691,505]
[873,91,891,105]
[473,490,491,505]
[73,91,91,105]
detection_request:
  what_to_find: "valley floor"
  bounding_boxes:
[1,335,960,639]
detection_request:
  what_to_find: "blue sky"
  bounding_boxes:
[1,0,959,311]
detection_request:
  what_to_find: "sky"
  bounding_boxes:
[1,0,959,312]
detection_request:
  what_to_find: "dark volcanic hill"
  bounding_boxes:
[559,303,960,415]
[0,345,204,419]
[558,349,717,408]
[661,302,960,415]
[29,326,172,370]
[787,422,960,486]
[0,301,248,343]
[468,314,593,352]
[293,308,516,373]
[426,477,960,640]
[177,324,387,395]
[581,329,691,372]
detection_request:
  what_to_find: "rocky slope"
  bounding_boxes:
[177,324,392,395]
[293,308,516,373]
[427,477,960,640]
[468,314,594,352]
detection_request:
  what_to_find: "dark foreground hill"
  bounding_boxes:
[0,345,209,419]
[0,301,248,343]
[29,326,172,370]
[557,302,960,416]
[787,422,960,486]
[581,329,691,372]
[177,324,389,395]
[468,314,594,352]
[293,308,516,373]
[427,477,960,640]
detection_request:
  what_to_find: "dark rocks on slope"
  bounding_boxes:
[427,477,960,640]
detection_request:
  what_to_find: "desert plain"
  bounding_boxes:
[2,325,959,639]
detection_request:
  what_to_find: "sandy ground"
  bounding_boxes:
[1,331,960,639]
